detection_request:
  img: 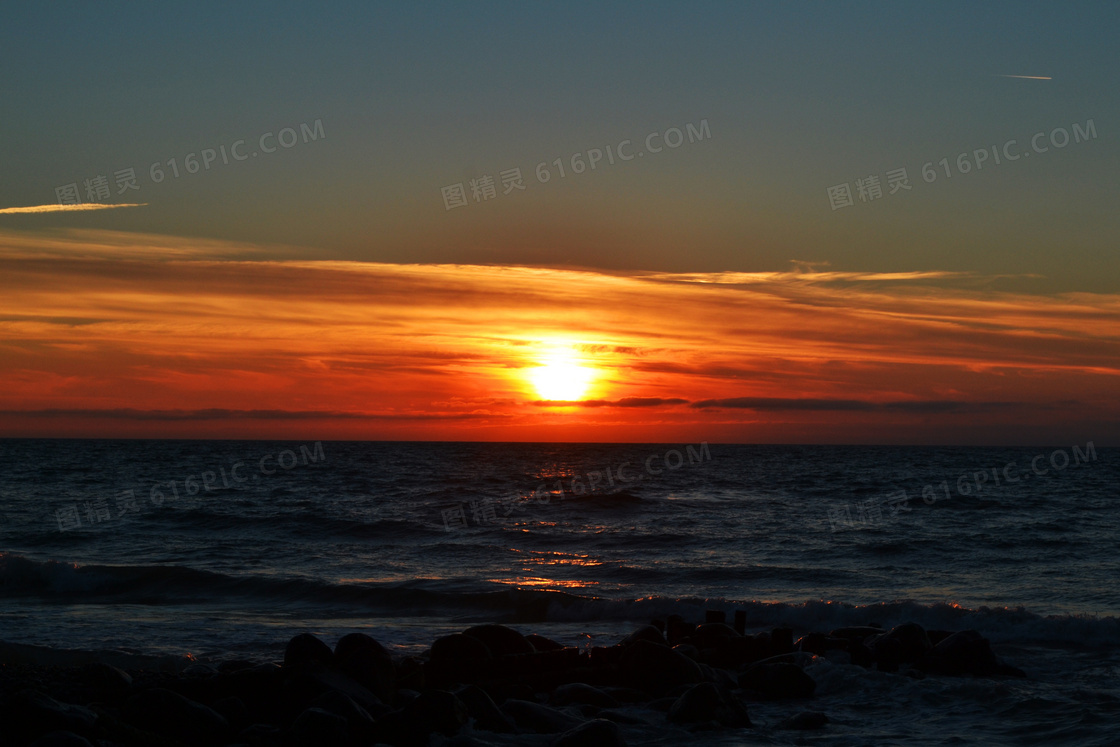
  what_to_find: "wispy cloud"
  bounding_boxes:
[0,203,147,215]
[0,229,1116,441]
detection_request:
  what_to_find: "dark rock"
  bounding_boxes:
[501,698,583,733]
[283,633,334,668]
[771,627,794,653]
[309,690,376,737]
[553,718,627,747]
[692,623,739,650]
[872,637,901,672]
[795,632,831,656]
[124,687,229,743]
[672,643,701,661]
[876,622,933,663]
[552,683,620,708]
[79,662,132,691]
[212,695,249,730]
[218,658,258,673]
[665,615,696,646]
[402,689,469,737]
[738,662,816,699]
[526,633,565,652]
[454,685,517,733]
[6,690,98,742]
[618,625,667,648]
[777,710,829,730]
[462,624,535,657]
[395,655,425,691]
[667,682,751,727]
[430,633,491,664]
[600,686,650,704]
[829,626,886,641]
[27,732,94,747]
[618,639,704,696]
[287,707,348,747]
[238,723,284,743]
[920,629,1003,676]
[283,663,381,713]
[333,632,396,703]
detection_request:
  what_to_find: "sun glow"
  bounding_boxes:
[529,347,596,401]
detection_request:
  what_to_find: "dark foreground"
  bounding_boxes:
[0,613,1025,747]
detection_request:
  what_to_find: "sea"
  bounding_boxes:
[1,439,1117,745]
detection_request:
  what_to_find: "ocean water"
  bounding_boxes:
[1,439,1117,745]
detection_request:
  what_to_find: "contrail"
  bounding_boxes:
[0,203,148,215]
[995,74,1051,80]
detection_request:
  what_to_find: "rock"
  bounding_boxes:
[430,633,491,665]
[455,684,517,733]
[462,624,535,657]
[333,632,396,703]
[402,689,469,737]
[829,626,885,641]
[667,682,752,727]
[618,639,704,696]
[284,633,334,668]
[875,622,933,664]
[665,615,696,645]
[618,625,667,648]
[920,629,1001,676]
[738,662,816,699]
[283,663,382,712]
[309,690,377,737]
[692,623,739,650]
[526,633,565,651]
[795,632,832,656]
[27,732,94,747]
[771,627,794,653]
[287,706,349,747]
[212,695,249,730]
[553,718,627,747]
[777,710,829,730]
[872,637,902,672]
[79,662,132,691]
[502,698,584,733]
[672,643,701,661]
[124,687,229,743]
[395,655,426,691]
[6,690,98,742]
[552,683,620,709]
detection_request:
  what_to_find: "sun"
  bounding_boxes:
[529,349,596,401]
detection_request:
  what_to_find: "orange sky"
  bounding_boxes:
[1,229,1117,444]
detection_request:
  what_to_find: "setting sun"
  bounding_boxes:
[529,348,596,401]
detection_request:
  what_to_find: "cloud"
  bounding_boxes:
[0,203,147,215]
[532,397,690,408]
[689,398,1030,413]
[0,228,1116,440]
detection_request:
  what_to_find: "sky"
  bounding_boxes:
[1,1,1117,444]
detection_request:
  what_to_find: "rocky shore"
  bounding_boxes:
[0,613,1026,746]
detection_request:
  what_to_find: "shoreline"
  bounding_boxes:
[1,612,1028,746]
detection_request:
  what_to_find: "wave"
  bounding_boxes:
[3,553,1118,649]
